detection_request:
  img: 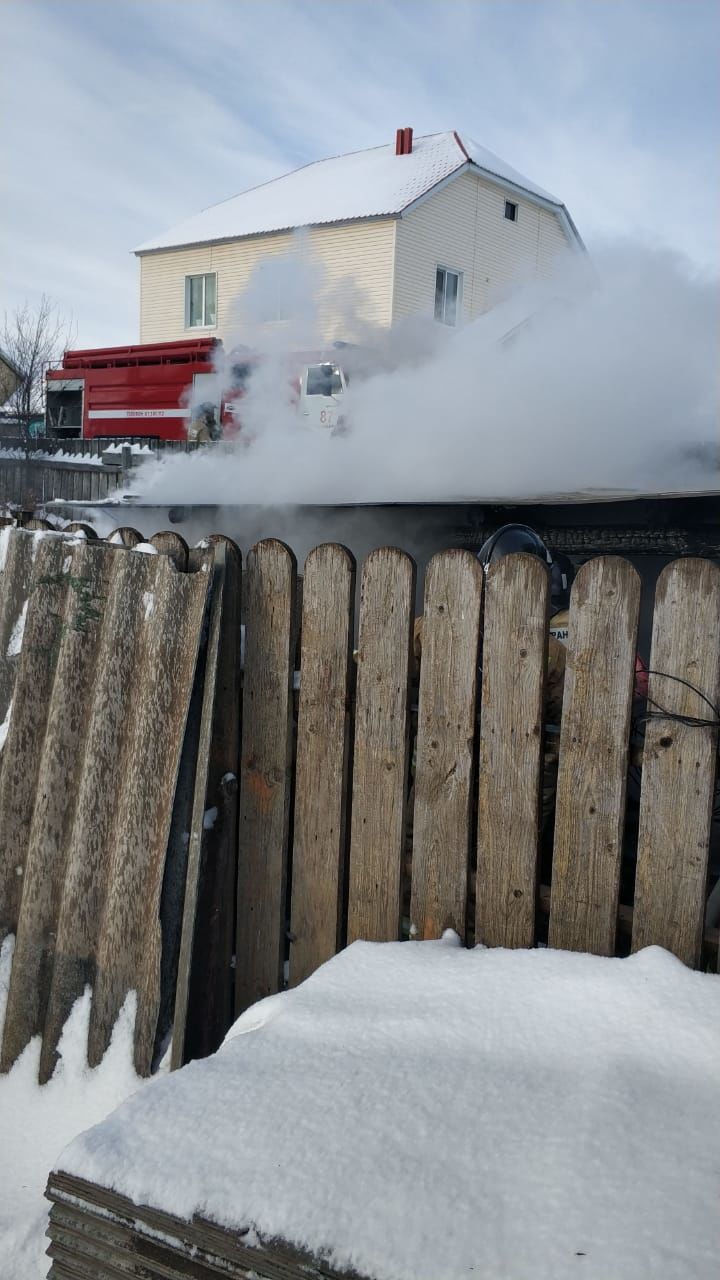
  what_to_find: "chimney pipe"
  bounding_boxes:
[395,126,413,156]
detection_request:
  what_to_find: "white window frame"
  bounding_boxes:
[434,265,463,327]
[504,199,518,223]
[185,273,217,329]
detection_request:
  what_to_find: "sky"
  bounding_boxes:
[1,0,719,348]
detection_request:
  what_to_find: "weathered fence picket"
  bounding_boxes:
[289,544,355,986]
[476,553,548,948]
[87,555,209,1073]
[410,550,482,941]
[0,541,116,1072]
[235,540,296,1015]
[347,548,415,944]
[173,540,242,1067]
[548,557,641,955]
[184,536,242,1059]
[632,558,720,965]
[0,536,74,948]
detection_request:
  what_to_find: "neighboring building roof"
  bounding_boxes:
[135,130,583,254]
[0,348,24,407]
[0,347,24,381]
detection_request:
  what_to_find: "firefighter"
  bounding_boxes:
[187,401,221,444]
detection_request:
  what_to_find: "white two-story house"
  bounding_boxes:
[135,127,583,347]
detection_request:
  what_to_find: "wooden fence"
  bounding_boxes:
[0,436,205,508]
[36,534,720,1280]
[2,526,719,1078]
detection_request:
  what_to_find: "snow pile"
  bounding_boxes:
[60,939,720,1280]
[0,936,161,1279]
[6,599,28,658]
[102,443,155,456]
[0,698,12,753]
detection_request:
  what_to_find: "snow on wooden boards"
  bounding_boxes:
[0,531,209,1079]
[46,1171,359,1280]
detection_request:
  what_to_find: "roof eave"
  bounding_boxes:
[134,211,402,257]
[398,160,585,251]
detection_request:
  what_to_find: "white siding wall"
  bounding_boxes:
[139,219,395,346]
[392,171,574,324]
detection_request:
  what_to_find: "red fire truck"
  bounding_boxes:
[45,338,355,441]
[45,338,222,441]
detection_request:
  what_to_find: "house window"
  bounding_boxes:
[504,200,518,222]
[185,273,217,328]
[434,266,462,326]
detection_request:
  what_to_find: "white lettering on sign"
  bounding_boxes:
[87,408,191,419]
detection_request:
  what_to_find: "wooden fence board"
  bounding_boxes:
[173,543,239,1067]
[235,540,296,1015]
[548,557,640,955]
[0,535,73,947]
[183,536,242,1059]
[632,558,720,965]
[410,550,482,941]
[36,549,140,1080]
[289,544,354,986]
[476,554,548,948]
[88,556,209,1073]
[347,548,414,943]
[0,527,42,727]
[32,549,207,1081]
[1,542,115,1070]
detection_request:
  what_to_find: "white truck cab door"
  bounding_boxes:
[299,363,345,430]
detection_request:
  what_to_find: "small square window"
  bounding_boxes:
[185,273,217,328]
[504,200,518,222]
[434,266,462,326]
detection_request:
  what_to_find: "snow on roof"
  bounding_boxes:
[136,130,579,253]
[60,938,720,1280]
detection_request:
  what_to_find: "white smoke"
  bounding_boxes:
[137,243,719,506]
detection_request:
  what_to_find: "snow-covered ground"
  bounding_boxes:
[0,936,161,1278]
[59,936,720,1280]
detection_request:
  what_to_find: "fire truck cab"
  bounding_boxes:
[298,362,348,432]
